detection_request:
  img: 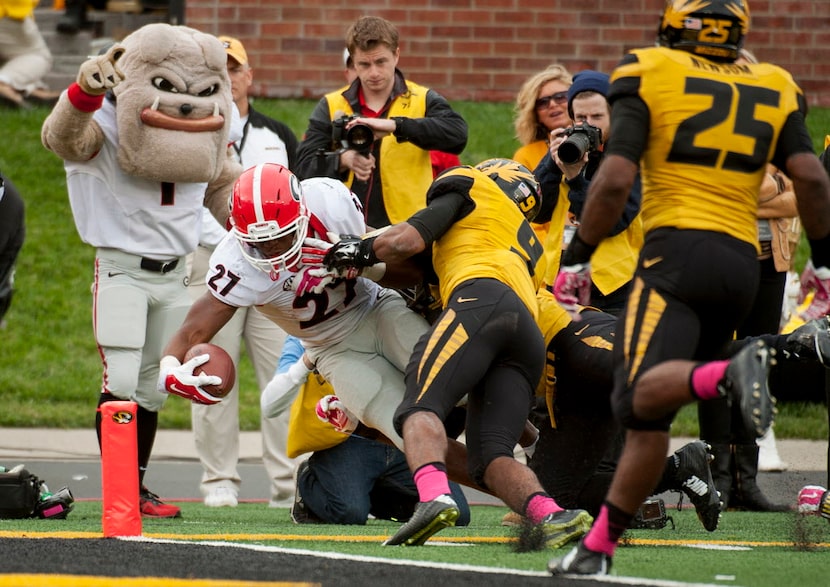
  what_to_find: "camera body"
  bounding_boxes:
[332,115,374,156]
[557,123,603,165]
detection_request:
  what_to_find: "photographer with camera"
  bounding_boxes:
[539,70,643,314]
[295,16,467,229]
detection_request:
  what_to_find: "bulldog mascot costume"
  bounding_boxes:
[42,23,241,518]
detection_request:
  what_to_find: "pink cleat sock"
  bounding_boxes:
[413,463,452,503]
[524,492,563,525]
[584,504,627,557]
[690,360,729,400]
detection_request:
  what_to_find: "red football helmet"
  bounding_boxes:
[229,163,309,273]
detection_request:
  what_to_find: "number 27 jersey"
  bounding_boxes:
[204,179,381,347]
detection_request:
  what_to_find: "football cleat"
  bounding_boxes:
[672,440,722,532]
[539,509,594,549]
[782,316,830,366]
[717,340,776,438]
[548,539,612,576]
[383,494,459,546]
[139,486,182,519]
[797,485,830,520]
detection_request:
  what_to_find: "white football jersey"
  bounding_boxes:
[206,177,382,346]
[64,99,206,259]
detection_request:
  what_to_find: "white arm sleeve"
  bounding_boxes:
[260,359,312,418]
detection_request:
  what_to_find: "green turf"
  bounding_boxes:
[3,101,829,437]
[1,502,828,585]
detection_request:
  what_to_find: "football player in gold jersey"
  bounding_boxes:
[551,0,830,576]
[323,159,593,548]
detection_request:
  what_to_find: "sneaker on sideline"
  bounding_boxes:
[140,486,182,518]
[383,494,459,546]
[548,539,612,576]
[290,460,323,524]
[204,486,238,508]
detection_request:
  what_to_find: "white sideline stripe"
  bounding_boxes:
[122,536,732,586]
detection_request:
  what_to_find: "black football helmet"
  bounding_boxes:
[657,0,750,63]
[474,158,542,222]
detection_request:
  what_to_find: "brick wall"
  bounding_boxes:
[183,0,830,107]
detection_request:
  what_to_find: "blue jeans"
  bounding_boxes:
[299,435,471,526]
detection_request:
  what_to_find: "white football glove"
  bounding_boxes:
[158,355,223,405]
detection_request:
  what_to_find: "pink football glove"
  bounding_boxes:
[291,265,336,296]
[552,263,592,318]
[315,394,358,434]
[798,260,830,321]
[158,355,222,405]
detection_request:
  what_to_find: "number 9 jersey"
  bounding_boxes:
[608,46,810,248]
[428,167,547,319]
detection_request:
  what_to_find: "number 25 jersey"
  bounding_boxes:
[609,46,807,247]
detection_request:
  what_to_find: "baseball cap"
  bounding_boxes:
[566,70,609,118]
[218,35,248,66]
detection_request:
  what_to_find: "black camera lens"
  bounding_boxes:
[557,133,592,165]
[346,124,374,153]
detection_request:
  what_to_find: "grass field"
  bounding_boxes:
[1,502,828,585]
[1,100,829,439]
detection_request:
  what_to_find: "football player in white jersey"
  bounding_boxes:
[158,163,429,451]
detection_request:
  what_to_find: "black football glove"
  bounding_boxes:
[323,235,379,270]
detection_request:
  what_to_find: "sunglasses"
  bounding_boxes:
[535,91,568,109]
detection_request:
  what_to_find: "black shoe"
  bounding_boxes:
[548,539,612,576]
[672,441,722,531]
[783,316,830,366]
[718,340,776,437]
[383,494,459,546]
[290,460,323,524]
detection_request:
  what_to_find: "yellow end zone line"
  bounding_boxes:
[0,575,313,587]
[1,530,829,548]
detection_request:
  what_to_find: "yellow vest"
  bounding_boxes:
[0,0,37,19]
[325,81,433,223]
[286,373,349,458]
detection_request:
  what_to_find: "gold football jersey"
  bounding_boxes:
[429,167,546,318]
[611,47,804,247]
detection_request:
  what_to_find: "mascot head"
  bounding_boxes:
[112,23,233,183]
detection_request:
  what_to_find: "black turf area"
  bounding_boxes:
[0,538,622,586]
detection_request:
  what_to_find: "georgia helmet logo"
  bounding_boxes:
[112,411,134,424]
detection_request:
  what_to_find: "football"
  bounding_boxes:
[183,342,236,398]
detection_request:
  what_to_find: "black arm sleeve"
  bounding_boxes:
[771,110,816,171]
[604,95,649,164]
[406,191,467,246]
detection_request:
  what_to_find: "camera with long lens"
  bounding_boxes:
[556,123,603,165]
[332,115,375,156]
